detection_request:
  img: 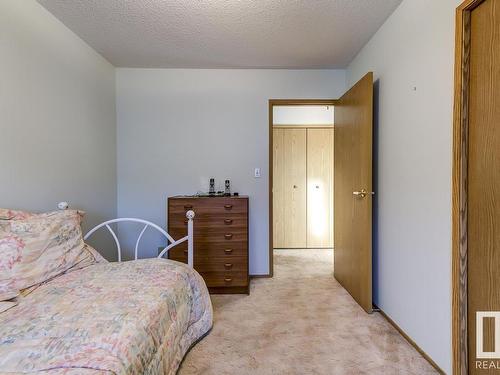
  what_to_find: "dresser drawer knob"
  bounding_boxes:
[224,233,233,240]
[224,263,233,270]
[184,205,193,210]
[183,249,188,254]
[224,204,233,210]
[224,219,233,225]
[224,249,233,254]
[224,277,233,283]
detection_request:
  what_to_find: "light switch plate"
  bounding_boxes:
[254,168,261,178]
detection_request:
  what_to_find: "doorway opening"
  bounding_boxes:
[268,100,337,277]
[271,104,334,251]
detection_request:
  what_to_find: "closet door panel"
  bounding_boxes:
[307,128,334,248]
[285,129,307,248]
[273,128,307,248]
[273,128,285,248]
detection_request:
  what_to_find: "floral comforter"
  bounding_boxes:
[0,259,213,374]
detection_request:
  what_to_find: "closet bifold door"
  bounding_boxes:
[307,128,334,248]
[273,128,307,248]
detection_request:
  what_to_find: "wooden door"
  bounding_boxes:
[467,1,500,372]
[273,128,307,248]
[307,128,334,248]
[334,72,373,313]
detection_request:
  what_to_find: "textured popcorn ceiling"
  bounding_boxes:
[37,0,402,68]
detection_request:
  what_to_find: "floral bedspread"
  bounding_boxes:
[0,259,213,375]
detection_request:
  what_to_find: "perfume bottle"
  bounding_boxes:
[224,180,231,196]
[209,178,215,195]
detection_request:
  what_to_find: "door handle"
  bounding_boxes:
[352,189,375,198]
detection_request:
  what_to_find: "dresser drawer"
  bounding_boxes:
[169,255,188,264]
[196,241,247,258]
[167,241,247,260]
[168,228,247,245]
[200,271,247,287]
[167,244,187,260]
[167,254,247,272]
[215,232,247,243]
[169,213,247,230]
[169,198,247,216]
[195,257,247,272]
[198,229,247,242]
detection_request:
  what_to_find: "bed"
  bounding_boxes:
[0,208,213,374]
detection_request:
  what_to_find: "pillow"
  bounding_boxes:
[0,301,18,313]
[82,243,107,264]
[0,286,19,313]
[64,243,108,272]
[0,210,89,297]
[0,285,19,301]
[0,208,35,221]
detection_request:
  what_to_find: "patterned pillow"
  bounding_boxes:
[0,210,89,298]
[0,208,35,221]
[0,301,18,313]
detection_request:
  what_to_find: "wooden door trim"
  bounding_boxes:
[452,1,485,373]
[273,124,334,129]
[268,99,337,277]
[270,99,340,106]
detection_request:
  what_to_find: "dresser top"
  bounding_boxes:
[169,195,248,199]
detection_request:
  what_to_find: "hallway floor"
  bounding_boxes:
[179,249,438,374]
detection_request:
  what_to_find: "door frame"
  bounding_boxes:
[452,0,486,373]
[268,99,338,276]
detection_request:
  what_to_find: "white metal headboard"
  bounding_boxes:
[83,210,195,267]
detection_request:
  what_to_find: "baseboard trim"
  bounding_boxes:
[250,274,272,279]
[376,306,445,375]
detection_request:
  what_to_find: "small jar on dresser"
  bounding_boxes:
[167,196,250,294]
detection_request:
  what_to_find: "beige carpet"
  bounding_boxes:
[179,249,438,375]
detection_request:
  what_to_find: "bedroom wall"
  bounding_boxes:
[346,0,461,372]
[273,105,334,125]
[115,69,346,274]
[0,0,117,256]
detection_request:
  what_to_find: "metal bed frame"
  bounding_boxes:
[83,210,195,267]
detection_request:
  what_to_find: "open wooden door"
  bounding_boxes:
[334,72,373,313]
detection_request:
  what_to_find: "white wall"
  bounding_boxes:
[347,0,461,372]
[116,69,346,274]
[0,0,117,256]
[273,105,334,125]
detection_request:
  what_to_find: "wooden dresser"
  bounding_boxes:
[167,196,249,294]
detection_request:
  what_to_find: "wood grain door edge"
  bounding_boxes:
[452,1,485,374]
